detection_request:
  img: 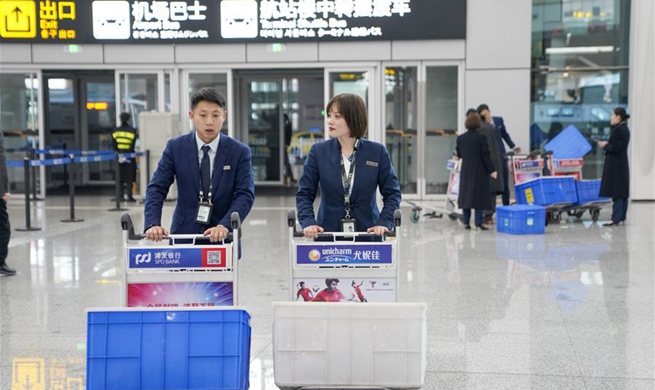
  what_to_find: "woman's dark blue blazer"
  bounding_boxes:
[296,138,401,232]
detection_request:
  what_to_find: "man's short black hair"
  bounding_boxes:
[466,108,477,117]
[477,104,490,113]
[191,88,226,110]
[119,112,131,125]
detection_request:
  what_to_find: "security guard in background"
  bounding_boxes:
[112,112,138,202]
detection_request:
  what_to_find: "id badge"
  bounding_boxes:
[340,218,357,233]
[195,203,213,225]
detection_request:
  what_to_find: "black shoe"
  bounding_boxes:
[603,221,619,227]
[464,225,471,230]
[476,225,489,231]
[127,197,137,203]
[0,264,16,276]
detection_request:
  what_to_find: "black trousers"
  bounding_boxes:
[611,198,629,223]
[501,160,510,206]
[0,199,10,265]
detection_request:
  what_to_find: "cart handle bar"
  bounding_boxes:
[120,212,241,241]
[286,209,401,238]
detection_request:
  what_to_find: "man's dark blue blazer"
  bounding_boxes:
[296,138,401,232]
[493,116,516,155]
[144,132,255,234]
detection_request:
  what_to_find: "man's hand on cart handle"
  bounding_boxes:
[597,140,608,148]
[145,226,169,242]
[204,225,229,243]
[367,226,389,236]
[513,146,522,154]
[490,171,498,179]
[303,225,324,239]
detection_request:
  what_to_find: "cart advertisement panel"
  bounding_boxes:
[296,244,393,265]
[293,278,396,303]
[129,247,228,268]
[127,282,233,307]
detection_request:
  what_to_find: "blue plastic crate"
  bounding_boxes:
[575,180,610,204]
[87,308,251,390]
[544,124,592,159]
[515,176,578,206]
[496,205,546,235]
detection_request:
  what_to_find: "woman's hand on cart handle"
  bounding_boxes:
[204,225,229,243]
[145,226,169,242]
[490,171,498,179]
[303,225,324,239]
[367,226,389,236]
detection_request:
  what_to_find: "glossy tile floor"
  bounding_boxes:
[0,195,654,390]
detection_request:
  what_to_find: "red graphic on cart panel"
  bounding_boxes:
[295,281,314,301]
[202,247,227,268]
[294,278,396,302]
[127,282,233,307]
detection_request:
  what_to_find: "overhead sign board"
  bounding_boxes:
[0,0,466,43]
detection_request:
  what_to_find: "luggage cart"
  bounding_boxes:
[408,158,462,223]
[287,210,402,303]
[120,212,241,307]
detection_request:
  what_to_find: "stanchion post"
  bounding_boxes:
[109,152,127,212]
[61,156,83,223]
[28,146,44,202]
[15,158,41,232]
[145,149,151,185]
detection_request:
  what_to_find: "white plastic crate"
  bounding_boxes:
[273,302,427,389]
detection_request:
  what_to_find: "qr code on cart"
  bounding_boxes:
[207,251,223,265]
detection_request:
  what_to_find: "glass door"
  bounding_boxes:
[81,77,116,183]
[324,67,378,141]
[383,65,419,196]
[241,78,283,184]
[115,71,164,129]
[421,63,463,199]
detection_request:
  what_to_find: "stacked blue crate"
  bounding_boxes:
[515,176,578,206]
[544,124,592,159]
[575,179,610,204]
[496,205,546,235]
[87,308,251,390]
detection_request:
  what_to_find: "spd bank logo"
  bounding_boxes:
[135,252,152,265]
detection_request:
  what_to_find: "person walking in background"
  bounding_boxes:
[456,112,498,230]
[112,112,138,202]
[477,104,521,205]
[283,113,296,185]
[597,107,631,226]
[0,131,15,276]
[474,108,504,225]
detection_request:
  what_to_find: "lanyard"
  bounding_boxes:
[340,149,356,218]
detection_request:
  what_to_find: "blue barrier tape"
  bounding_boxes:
[73,154,116,163]
[35,149,115,156]
[118,152,146,159]
[6,157,72,168]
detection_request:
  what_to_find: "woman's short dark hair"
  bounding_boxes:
[191,88,226,110]
[465,112,482,130]
[613,107,630,121]
[326,93,368,139]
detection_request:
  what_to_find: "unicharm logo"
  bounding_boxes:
[135,253,151,265]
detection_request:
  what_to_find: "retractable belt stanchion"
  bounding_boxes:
[109,152,127,212]
[28,147,43,202]
[61,154,83,223]
[15,158,41,232]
